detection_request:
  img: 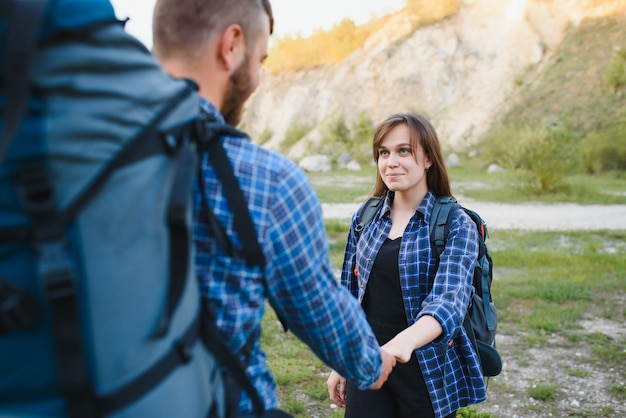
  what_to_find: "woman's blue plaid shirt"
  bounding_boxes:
[341,191,487,417]
[193,99,382,412]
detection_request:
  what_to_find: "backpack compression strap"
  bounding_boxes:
[16,166,100,418]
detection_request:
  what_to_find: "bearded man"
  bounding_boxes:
[152,0,395,416]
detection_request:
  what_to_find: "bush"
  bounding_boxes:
[604,50,626,92]
[457,407,494,418]
[280,122,312,154]
[317,113,350,163]
[503,124,581,194]
[581,120,626,173]
[349,111,375,165]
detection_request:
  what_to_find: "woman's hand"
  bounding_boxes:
[382,333,414,363]
[326,370,347,408]
[383,315,444,363]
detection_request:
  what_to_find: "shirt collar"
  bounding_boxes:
[379,190,436,221]
[199,97,226,123]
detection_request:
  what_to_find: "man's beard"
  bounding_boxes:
[222,55,253,127]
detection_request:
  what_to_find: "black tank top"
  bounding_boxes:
[362,237,407,326]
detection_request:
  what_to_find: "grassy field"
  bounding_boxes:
[261,168,626,417]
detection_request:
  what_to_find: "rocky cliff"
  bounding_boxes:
[241,0,626,160]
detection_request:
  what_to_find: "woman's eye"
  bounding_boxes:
[400,148,410,155]
[379,150,389,156]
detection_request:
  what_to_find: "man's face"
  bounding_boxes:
[221,15,269,126]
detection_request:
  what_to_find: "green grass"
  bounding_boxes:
[527,383,559,402]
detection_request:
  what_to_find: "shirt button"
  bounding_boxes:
[360,284,364,288]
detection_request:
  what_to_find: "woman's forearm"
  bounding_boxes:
[382,315,443,363]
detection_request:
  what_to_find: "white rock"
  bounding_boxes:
[299,154,331,172]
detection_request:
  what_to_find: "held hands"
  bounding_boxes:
[381,332,415,364]
[369,347,396,389]
[326,347,397,408]
[382,315,444,363]
[326,370,346,408]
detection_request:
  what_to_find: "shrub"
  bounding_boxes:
[319,113,351,162]
[581,120,626,173]
[280,122,312,154]
[604,51,626,92]
[349,111,375,165]
[503,124,581,194]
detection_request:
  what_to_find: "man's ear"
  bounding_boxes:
[217,23,246,71]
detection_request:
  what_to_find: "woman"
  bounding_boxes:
[326,112,487,418]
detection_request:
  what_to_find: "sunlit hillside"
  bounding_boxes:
[242,0,626,172]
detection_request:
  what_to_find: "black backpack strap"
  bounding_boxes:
[194,116,269,416]
[200,299,265,417]
[0,0,48,163]
[429,196,458,259]
[15,166,99,418]
[96,311,202,414]
[354,196,384,238]
[195,117,265,269]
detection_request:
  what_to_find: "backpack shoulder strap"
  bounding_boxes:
[429,196,459,259]
[355,196,384,238]
[195,114,265,269]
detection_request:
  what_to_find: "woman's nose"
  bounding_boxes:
[388,153,399,167]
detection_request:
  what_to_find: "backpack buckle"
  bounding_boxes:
[0,278,40,334]
[15,167,57,214]
[38,240,76,300]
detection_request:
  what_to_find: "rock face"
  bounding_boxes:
[241,0,624,158]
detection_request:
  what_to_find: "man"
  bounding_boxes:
[152,0,395,416]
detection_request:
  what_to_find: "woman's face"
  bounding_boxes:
[377,123,431,197]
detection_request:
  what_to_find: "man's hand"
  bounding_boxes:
[326,370,347,408]
[368,347,396,389]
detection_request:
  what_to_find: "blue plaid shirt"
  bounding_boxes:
[341,191,487,417]
[194,99,382,412]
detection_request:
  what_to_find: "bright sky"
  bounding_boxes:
[109,0,406,49]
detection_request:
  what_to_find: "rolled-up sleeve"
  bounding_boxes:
[264,165,382,390]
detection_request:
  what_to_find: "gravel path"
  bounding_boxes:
[321,202,626,231]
